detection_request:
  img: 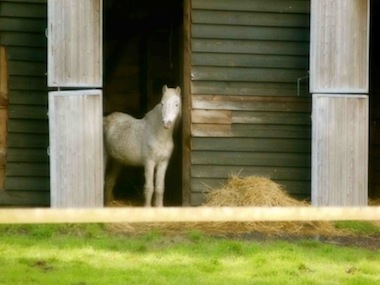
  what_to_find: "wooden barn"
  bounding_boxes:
[0,0,378,207]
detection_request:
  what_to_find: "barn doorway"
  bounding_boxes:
[369,0,380,198]
[103,0,183,205]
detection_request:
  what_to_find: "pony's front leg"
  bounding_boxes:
[154,160,169,207]
[104,160,121,206]
[144,160,155,207]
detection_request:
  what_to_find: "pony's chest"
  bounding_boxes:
[146,137,173,160]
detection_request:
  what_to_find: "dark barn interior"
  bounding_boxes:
[370,0,380,198]
[103,0,183,205]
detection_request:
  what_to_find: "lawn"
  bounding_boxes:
[0,224,379,285]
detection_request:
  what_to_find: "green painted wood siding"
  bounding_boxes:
[0,0,49,205]
[189,0,311,205]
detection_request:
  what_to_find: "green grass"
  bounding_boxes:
[0,224,379,285]
[334,221,380,235]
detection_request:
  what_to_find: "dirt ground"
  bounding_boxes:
[225,232,380,250]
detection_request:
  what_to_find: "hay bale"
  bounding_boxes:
[197,176,341,236]
[107,176,346,236]
[369,198,380,206]
[204,176,307,207]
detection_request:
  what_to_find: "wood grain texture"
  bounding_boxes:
[0,47,8,190]
[48,0,102,87]
[192,0,310,13]
[310,0,369,93]
[312,94,368,206]
[49,90,103,207]
[187,0,311,205]
[0,0,50,205]
[192,10,309,27]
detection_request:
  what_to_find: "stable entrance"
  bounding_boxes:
[103,0,183,205]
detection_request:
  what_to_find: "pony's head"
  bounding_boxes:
[161,85,181,129]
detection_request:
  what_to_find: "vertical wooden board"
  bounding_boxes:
[310,0,369,93]
[48,0,102,87]
[312,94,368,206]
[0,47,8,190]
[182,0,192,206]
[49,90,103,207]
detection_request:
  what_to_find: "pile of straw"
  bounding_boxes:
[108,176,345,236]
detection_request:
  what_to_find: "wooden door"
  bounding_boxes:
[310,0,370,206]
[310,0,369,93]
[48,0,103,207]
[48,0,102,87]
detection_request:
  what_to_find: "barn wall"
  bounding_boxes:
[0,0,49,205]
[187,0,311,205]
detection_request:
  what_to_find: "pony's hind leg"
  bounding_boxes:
[104,160,122,206]
[143,160,155,207]
[154,160,169,207]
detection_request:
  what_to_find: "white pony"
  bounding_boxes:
[103,85,181,207]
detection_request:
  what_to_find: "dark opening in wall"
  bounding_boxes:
[103,0,183,205]
[369,0,380,198]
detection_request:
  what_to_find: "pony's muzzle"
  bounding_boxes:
[163,120,173,129]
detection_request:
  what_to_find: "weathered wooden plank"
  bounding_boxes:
[6,47,46,62]
[191,165,311,181]
[192,53,308,69]
[7,133,48,148]
[8,119,48,134]
[310,0,369,93]
[0,18,46,33]
[191,113,310,134]
[9,90,47,105]
[192,95,311,112]
[312,94,368,206]
[0,2,47,18]
[0,32,46,47]
[6,163,49,176]
[192,66,307,83]
[192,24,309,42]
[8,105,47,119]
[231,111,310,125]
[191,151,311,167]
[0,190,49,206]
[192,10,309,27]
[9,76,47,91]
[48,0,102,87]
[5,0,46,3]
[191,124,231,137]
[0,46,8,190]
[192,0,310,13]
[182,0,192,206]
[5,177,49,191]
[9,61,46,76]
[191,124,311,138]
[3,0,46,3]
[191,81,308,97]
[192,39,309,56]
[49,90,103,207]
[191,137,311,153]
[191,110,232,124]
[7,148,48,163]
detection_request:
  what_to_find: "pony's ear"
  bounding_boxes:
[162,85,168,93]
[175,86,181,95]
